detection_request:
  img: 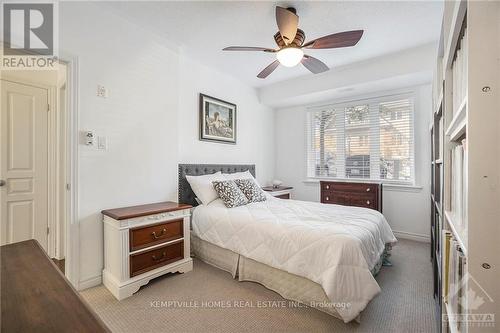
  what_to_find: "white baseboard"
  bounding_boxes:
[79,275,102,290]
[393,230,430,243]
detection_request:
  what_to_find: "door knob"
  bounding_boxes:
[0,180,6,187]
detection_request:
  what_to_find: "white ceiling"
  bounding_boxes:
[101,1,443,88]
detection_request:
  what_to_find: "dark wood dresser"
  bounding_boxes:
[1,240,109,333]
[320,181,382,212]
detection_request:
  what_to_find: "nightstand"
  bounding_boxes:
[262,186,293,199]
[101,201,193,300]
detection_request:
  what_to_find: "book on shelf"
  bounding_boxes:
[438,116,443,158]
[457,253,466,331]
[442,230,452,303]
[462,139,467,228]
[451,142,467,229]
[446,238,466,327]
[452,28,468,115]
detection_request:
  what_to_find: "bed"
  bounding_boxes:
[178,164,397,323]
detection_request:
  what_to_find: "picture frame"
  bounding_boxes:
[199,93,237,144]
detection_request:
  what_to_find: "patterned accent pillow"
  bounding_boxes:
[212,180,249,208]
[234,179,267,203]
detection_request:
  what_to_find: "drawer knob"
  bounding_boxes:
[151,252,167,262]
[366,200,371,205]
[326,185,330,189]
[366,188,371,192]
[151,228,167,239]
[326,196,330,201]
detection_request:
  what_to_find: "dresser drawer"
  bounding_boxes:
[349,194,378,210]
[129,219,183,252]
[320,181,382,212]
[321,191,348,205]
[130,240,184,277]
[322,181,377,194]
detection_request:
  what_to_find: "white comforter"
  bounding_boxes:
[191,195,397,322]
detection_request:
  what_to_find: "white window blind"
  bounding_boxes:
[306,93,414,184]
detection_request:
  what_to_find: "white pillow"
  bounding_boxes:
[186,171,226,205]
[223,170,257,183]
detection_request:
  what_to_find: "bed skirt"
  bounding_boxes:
[191,233,351,321]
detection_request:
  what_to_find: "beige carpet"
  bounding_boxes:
[81,239,438,333]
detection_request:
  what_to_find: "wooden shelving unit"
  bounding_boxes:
[430,69,444,326]
[431,1,500,333]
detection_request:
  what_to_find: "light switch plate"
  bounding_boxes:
[97,136,107,150]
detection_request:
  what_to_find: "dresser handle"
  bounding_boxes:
[366,188,371,192]
[151,252,167,262]
[366,200,371,205]
[325,196,330,201]
[151,228,167,239]
[326,185,330,189]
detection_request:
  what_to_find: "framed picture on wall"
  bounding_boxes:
[199,93,237,144]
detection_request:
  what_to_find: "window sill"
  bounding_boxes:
[302,178,423,193]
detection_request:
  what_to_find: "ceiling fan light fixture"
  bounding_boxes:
[222,6,363,79]
[276,47,304,67]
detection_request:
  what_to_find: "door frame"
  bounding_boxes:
[60,53,80,290]
[0,55,80,288]
[1,38,81,289]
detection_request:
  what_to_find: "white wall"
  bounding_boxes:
[274,85,432,241]
[60,3,180,286]
[60,3,274,287]
[177,55,275,185]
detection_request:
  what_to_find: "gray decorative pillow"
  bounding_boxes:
[212,180,249,208]
[234,179,267,203]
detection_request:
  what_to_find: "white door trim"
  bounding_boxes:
[60,53,80,290]
[0,50,80,290]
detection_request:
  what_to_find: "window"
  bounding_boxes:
[306,93,414,184]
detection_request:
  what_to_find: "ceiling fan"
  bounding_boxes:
[223,6,364,79]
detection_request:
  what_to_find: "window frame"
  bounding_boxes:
[306,91,416,186]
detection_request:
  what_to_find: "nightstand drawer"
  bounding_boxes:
[130,240,184,277]
[129,219,183,252]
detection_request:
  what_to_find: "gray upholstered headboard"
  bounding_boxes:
[178,164,256,206]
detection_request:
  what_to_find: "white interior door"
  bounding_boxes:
[1,79,49,251]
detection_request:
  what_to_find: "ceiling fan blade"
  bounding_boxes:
[276,6,298,45]
[303,30,364,49]
[301,55,329,74]
[257,60,280,79]
[223,46,276,52]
